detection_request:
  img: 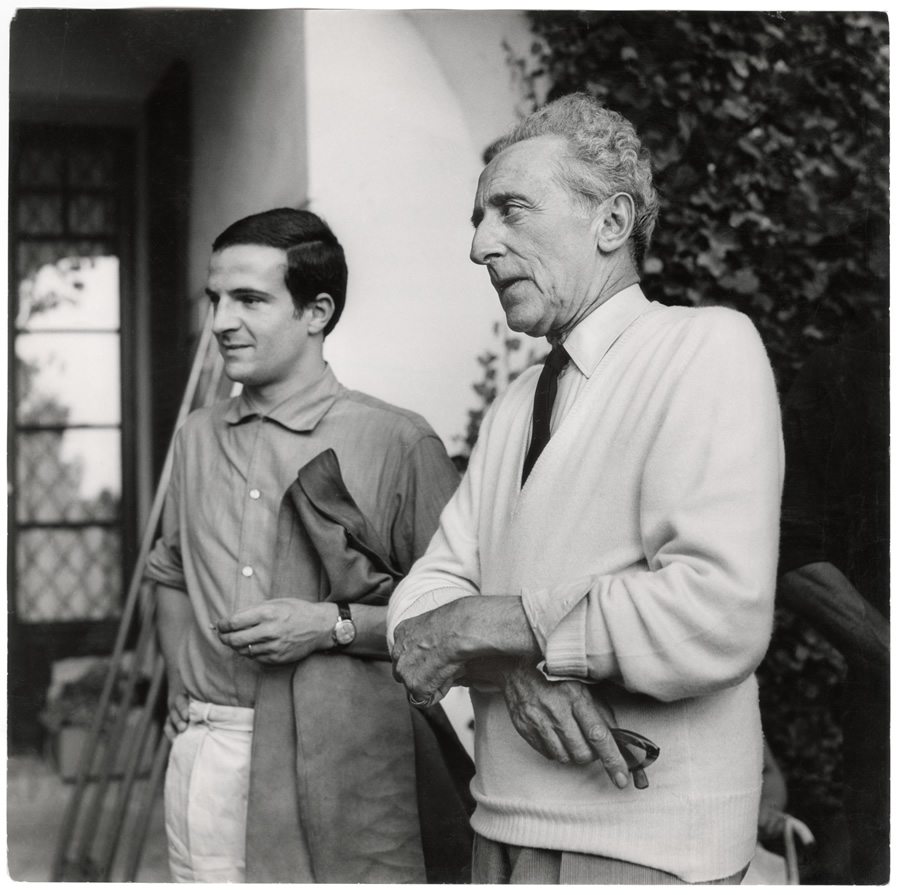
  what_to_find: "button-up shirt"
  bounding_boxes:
[552,283,650,432]
[146,364,459,706]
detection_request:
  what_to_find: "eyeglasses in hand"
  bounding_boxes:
[611,728,660,789]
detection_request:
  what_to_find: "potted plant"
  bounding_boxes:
[40,657,155,782]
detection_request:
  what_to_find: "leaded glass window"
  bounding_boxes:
[10,125,132,623]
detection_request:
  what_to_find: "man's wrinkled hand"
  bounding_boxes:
[501,661,647,790]
[391,608,465,706]
[164,690,190,741]
[214,599,333,664]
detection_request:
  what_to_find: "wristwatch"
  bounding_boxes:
[331,602,356,647]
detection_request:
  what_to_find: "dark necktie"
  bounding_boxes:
[521,344,569,485]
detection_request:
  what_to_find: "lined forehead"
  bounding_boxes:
[476,135,568,204]
[472,135,573,216]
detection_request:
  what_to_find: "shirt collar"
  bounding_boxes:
[562,284,650,378]
[223,363,342,432]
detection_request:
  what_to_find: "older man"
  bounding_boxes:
[388,94,784,884]
[146,208,469,883]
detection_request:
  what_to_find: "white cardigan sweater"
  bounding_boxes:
[388,293,784,882]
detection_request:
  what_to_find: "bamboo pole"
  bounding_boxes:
[121,705,172,882]
[96,633,167,881]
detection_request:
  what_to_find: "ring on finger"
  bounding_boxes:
[247,643,254,656]
[407,692,430,708]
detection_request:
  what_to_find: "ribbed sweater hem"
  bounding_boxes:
[470,789,758,883]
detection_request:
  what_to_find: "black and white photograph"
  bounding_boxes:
[6,6,890,886]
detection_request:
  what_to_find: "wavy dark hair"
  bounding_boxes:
[212,207,348,336]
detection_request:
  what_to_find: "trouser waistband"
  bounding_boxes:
[187,699,255,730]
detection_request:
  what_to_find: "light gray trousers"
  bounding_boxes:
[472,833,747,885]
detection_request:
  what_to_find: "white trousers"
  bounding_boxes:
[164,700,255,883]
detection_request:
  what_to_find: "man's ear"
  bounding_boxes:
[306,292,335,335]
[594,192,635,254]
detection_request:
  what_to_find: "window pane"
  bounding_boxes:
[11,124,131,631]
[16,333,121,425]
[17,143,64,187]
[16,527,122,622]
[17,429,121,524]
[69,194,117,235]
[17,242,114,286]
[18,194,64,235]
[68,142,118,188]
[17,254,119,331]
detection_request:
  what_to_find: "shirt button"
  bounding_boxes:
[249,489,261,500]
[241,565,254,578]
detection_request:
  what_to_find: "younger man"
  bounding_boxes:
[146,208,463,882]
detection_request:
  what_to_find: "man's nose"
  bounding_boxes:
[211,296,239,334]
[470,219,503,266]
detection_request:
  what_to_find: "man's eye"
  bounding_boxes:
[500,204,521,219]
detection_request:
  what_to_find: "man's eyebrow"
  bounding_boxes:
[231,287,269,298]
[206,287,270,299]
[471,191,530,227]
[489,190,527,207]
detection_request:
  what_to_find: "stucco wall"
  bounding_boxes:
[304,10,534,453]
[186,11,309,319]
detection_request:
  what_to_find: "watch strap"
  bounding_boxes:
[332,602,356,648]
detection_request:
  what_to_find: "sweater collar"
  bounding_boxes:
[224,363,341,432]
[562,284,650,378]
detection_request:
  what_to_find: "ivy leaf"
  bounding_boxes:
[721,268,761,295]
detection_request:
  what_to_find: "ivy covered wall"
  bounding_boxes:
[520,11,889,390]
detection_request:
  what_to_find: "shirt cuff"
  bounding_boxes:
[521,578,594,678]
[542,599,589,679]
[536,660,593,685]
[144,566,187,591]
[145,542,187,591]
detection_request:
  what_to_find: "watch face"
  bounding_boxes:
[333,618,356,646]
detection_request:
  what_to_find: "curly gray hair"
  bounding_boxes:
[488,93,659,267]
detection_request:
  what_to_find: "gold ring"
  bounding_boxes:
[407,693,430,708]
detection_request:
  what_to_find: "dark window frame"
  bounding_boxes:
[8,121,137,628]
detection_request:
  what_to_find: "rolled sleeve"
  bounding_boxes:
[144,430,187,592]
[145,538,187,591]
[522,578,596,679]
